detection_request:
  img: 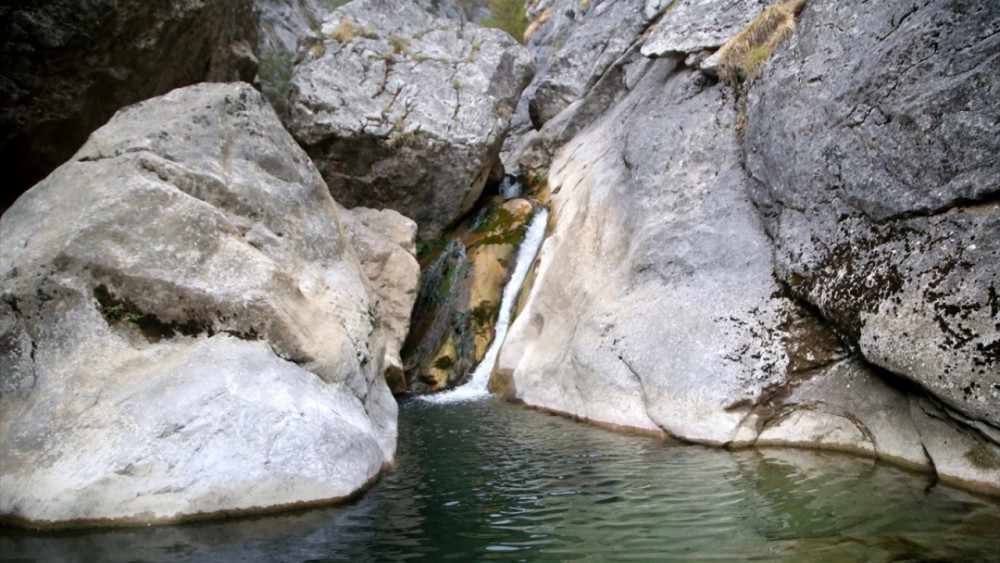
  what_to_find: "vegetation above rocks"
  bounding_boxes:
[258,48,294,99]
[717,0,806,87]
[483,0,528,44]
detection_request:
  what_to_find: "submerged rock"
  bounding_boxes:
[287,0,534,240]
[0,83,411,527]
[0,0,258,211]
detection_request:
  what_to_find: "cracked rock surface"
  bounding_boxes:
[497,0,1000,491]
[287,0,534,240]
[0,83,414,527]
[744,0,1000,430]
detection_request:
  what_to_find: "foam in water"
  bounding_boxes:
[422,207,549,404]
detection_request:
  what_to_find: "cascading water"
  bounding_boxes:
[422,206,548,403]
[497,174,523,200]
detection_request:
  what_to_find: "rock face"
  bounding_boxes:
[743,0,1000,431]
[497,58,795,440]
[523,0,655,130]
[0,0,258,211]
[341,207,421,393]
[257,0,330,53]
[287,0,534,240]
[0,83,413,527]
[496,0,1000,491]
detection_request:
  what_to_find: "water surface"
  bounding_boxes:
[3,399,999,562]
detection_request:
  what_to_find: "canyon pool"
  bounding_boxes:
[2,398,999,562]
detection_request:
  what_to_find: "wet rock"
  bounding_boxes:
[404,198,533,393]
[286,0,534,240]
[0,83,404,527]
[0,0,258,211]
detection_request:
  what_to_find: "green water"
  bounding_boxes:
[2,399,999,562]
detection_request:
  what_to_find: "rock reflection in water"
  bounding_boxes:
[2,399,998,562]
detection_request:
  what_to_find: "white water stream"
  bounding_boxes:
[422,207,549,404]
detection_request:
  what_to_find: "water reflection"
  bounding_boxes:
[2,399,998,562]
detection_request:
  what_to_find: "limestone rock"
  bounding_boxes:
[287,0,534,240]
[0,83,405,527]
[743,0,1000,430]
[341,207,420,392]
[257,0,331,53]
[641,0,779,57]
[526,0,651,129]
[497,61,796,441]
[0,0,258,211]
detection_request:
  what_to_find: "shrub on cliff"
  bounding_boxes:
[483,0,528,44]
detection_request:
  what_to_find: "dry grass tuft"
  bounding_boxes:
[717,0,806,87]
[329,18,356,44]
[523,8,550,43]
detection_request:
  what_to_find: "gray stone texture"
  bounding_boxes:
[743,0,1000,429]
[287,0,534,240]
[0,83,411,526]
[497,0,1000,491]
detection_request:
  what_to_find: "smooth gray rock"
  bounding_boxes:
[0,83,406,527]
[743,0,1000,430]
[257,0,332,53]
[0,0,258,210]
[498,0,1000,491]
[497,61,796,442]
[287,0,534,240]
[341,207,420,384]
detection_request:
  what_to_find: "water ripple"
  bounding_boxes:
[3,399,999,562]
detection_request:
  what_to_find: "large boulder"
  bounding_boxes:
[287,0,534,240]
[341,206,421,392]
[0,0,258,211]
[0,83,413,527]
[496,0,1000,491]
[743,1,1000,432]
[496,59,795,440]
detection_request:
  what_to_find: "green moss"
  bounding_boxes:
[470,203,528,248]
[100,303,143,324]
[470,300,498,331]
[258,48,294,99]
[433,355,455,370]
[483,0,528,44]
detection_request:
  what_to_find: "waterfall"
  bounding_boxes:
[498,175,523,200]
[422,207,549,403]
